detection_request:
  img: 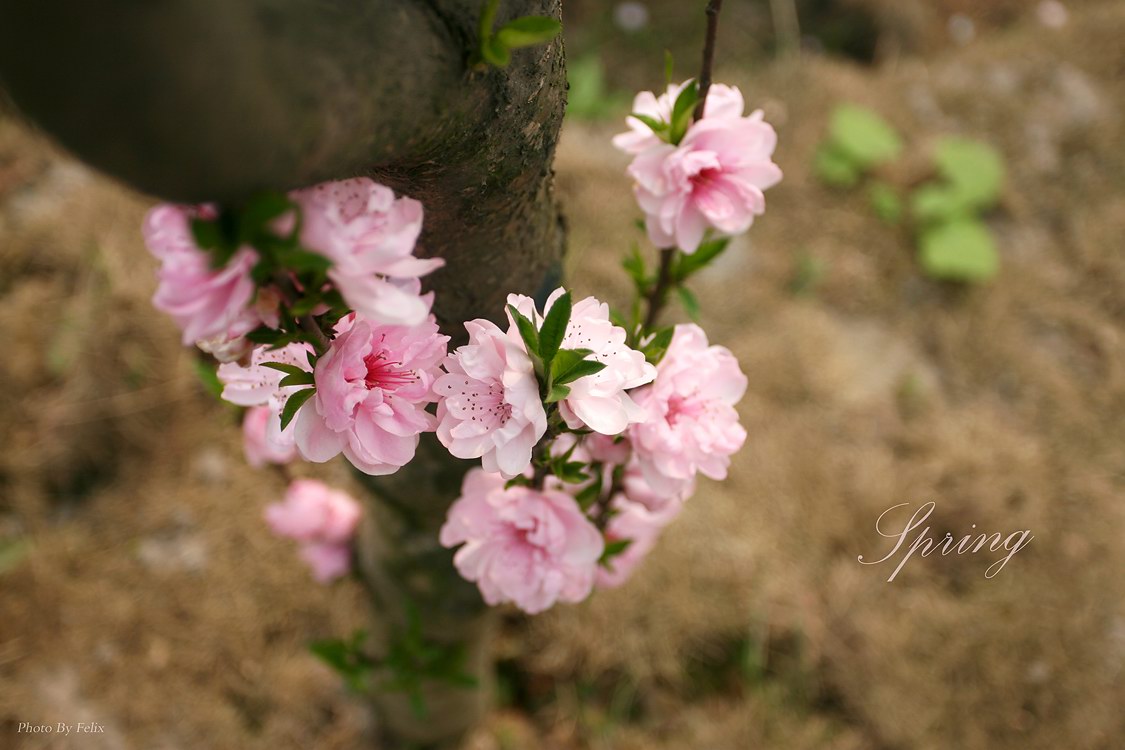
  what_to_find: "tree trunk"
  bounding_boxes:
[0,1,567,746]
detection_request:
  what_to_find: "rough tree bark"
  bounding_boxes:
[0,1,567,746]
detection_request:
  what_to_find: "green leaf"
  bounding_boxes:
[575,482,601,510]
[261,362,307,377]
[537,291,571,365]
[190,218,225,251]
[482,37,511,67]
[477,0,500,55]
[238,191,293,242]
[552,355,607,387]
[507,304,540,356]
[640,326,675,365]
[279,371,316,388]
[545,383,571,403]
[676,285,701,321]
[279,387,316,430]
[868,181,903,224]
[669,80,699,145]
[663,49,675,85]
[829,105,902,169]
[933,137,1004,210]
[918,219,999,283]
[599,538,633,567]
[675,236,729,280]
[552,460,591,484]
[288,294,321,318]
[495,16,562,49]
[245,326,292,347]
[274,246,332,274]
[629,112,668,135]
[622,244,649,293]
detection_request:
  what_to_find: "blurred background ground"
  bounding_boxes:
[1,1,1123,748]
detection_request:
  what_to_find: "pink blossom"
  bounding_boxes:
[291,178,443,327]
[629,324,747,495]
[219,342,313,463]
[242,405,298,468]
[266,479,361,582]
[614,82,782,253]
[596,494,681,589]
[435,320,547,478]
[296,314,448,475]
[299,543,353,584]
[194,288,283,363]
[508,289,655,435]
[440,469,604,614]
[143,204,261,346]
[613,81,746,155]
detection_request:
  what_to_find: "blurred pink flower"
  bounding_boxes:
[266,479,361,582]
[595,492,681,588]
[296,314,447,475]
[242,405,298,468]
[143,204,260,346]
[614,81,782,253]
[291,178,443,327]
[435,319,547,478]
[508,289,655,435]
[629,324,747,495]
[299,543,354,584]
[440,469,604,614]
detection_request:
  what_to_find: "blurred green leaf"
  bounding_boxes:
[829,105,902,169]
[910,183,970,224]
[675,236,730,280]
[918,219,999,282]
[599,538,633,567]
[813,143,861,188]
[495,16,561,48]
[669,81,699,145]
[192,359,224,399]
[788,252,826,297]
[567,54,628,120]
[933,137,1004,210]
[676,285,701,321]
[640,326,675,365]
[868,181,903,224]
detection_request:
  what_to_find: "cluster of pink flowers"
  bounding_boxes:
[439,322,746,611]
[266,479,361,582]
[142,178,442,362]
[614,81,782,253]
[145,76,764,607]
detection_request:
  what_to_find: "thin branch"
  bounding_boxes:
[693,0,725,122]
[643,248,677,332]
